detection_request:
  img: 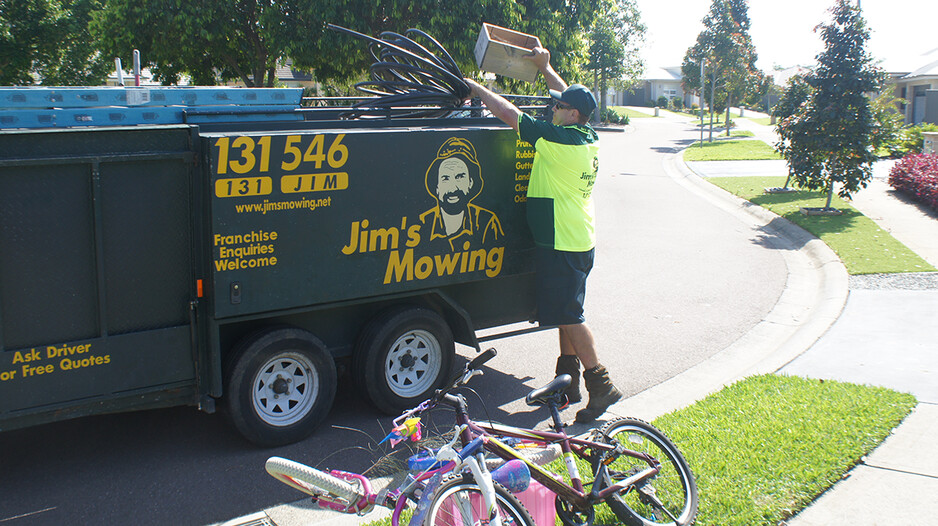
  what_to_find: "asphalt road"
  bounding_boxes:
[0,115,788,526]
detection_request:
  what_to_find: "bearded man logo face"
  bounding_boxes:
[436,157,474,215]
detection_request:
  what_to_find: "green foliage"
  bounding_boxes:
[895,123,938,154]
[36,0,111,85]
[656,95,669,108]
[681,0,762,114]
[586,0,645,113]
[600,106,629,124]
[775,0,884,208]
[89,0,606,89]
[868,90,907,158]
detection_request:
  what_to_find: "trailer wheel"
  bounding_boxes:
[354,307,454,415]
[225,327,336,447]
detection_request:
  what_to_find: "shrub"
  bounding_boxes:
[601,107,629,125]
[889,153,938,212]
[895,123,938,154]
[656,95,669,108]
[670,97,684,110]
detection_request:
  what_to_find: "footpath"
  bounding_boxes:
[222,113,938,526]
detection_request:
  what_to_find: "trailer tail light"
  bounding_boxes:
[197,279,203,298]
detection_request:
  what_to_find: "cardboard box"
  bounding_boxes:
[474,24,542,83]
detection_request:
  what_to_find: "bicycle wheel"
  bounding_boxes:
[591,418,698,526]
[422,473,535,526]
[265,456,363,504]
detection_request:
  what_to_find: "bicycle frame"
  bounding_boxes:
[443,394,660,512]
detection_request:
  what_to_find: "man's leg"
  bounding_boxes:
[560,323,622,422]
[559,323,598,368]
[556,330,583,403]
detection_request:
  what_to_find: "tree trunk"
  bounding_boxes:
[709,72,717,142]
[725,97,732,136]
[826,179,835,209]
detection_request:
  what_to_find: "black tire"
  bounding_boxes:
[591,418,698,526]
[224,327,337,447]
[423,473,535,526]
[353,307,454,415]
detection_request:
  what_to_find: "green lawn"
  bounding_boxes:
[608,106,653,119]
[656,375,916,525]
[745,116,773,126]
[683,139,782,161]
[364,375,915,526]
[707,176,936,274]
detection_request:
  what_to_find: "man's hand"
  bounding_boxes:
[523,46,566,92]
[524,47,551,71]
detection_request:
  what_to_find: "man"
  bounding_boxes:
[420,137,503,251]
[464,48,622,423]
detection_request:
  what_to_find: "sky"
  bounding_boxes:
[632,0,938,74]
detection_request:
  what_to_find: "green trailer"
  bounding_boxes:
[0,87,539,445]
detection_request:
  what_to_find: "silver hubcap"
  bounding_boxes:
[384,329,442,398]
[252,352,319,426]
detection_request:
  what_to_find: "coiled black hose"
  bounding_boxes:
[327,24,472,119]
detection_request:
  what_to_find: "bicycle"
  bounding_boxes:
[267,348,698,526]
[267,349,537,526]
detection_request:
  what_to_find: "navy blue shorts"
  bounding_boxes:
[534,247,594,326]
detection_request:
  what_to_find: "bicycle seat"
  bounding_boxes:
[525,374,572,406]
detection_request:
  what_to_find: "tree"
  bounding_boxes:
[1,0,58,84]
[587,0,645,117]
[36,0,112,85]
[681,0,761,138]
[90,0,604,89]
[773,74,813,190]
[775,0,884,209]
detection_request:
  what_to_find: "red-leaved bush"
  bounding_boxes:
[889,154,938,212]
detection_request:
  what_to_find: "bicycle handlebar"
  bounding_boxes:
[395,348,497,425]
[467,347,497,371]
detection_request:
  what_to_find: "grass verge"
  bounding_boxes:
[656,374,916,526]
[364,375,915,526]
[608,106,653,119]
[684,139,781,161]
[706,176,936,274]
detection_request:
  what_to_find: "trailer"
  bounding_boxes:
[0,87,540,445]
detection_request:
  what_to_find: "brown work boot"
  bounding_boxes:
[575,365,622,423]
[555,355,582,404]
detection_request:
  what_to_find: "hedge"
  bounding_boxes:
[889,153,938,212]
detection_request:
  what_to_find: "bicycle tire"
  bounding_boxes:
[590,418,698,526]
[265,456,363,504]
[422,473,535,526]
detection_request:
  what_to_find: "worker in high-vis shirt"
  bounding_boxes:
[464,47,622,423]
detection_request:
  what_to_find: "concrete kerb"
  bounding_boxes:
[605,153,849,423]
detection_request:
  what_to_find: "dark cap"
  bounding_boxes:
[549,84,597,117]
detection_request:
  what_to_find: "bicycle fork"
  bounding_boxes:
[440,435,504,526]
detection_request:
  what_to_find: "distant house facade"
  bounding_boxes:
[886,52,938,125]
[612,67,699,107]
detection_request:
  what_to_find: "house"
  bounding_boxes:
[613,66,699,108]
[885,49,938,125]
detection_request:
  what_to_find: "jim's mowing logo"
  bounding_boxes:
[341,137,505,285]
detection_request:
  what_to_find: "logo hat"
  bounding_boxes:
[549,84,597,117]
